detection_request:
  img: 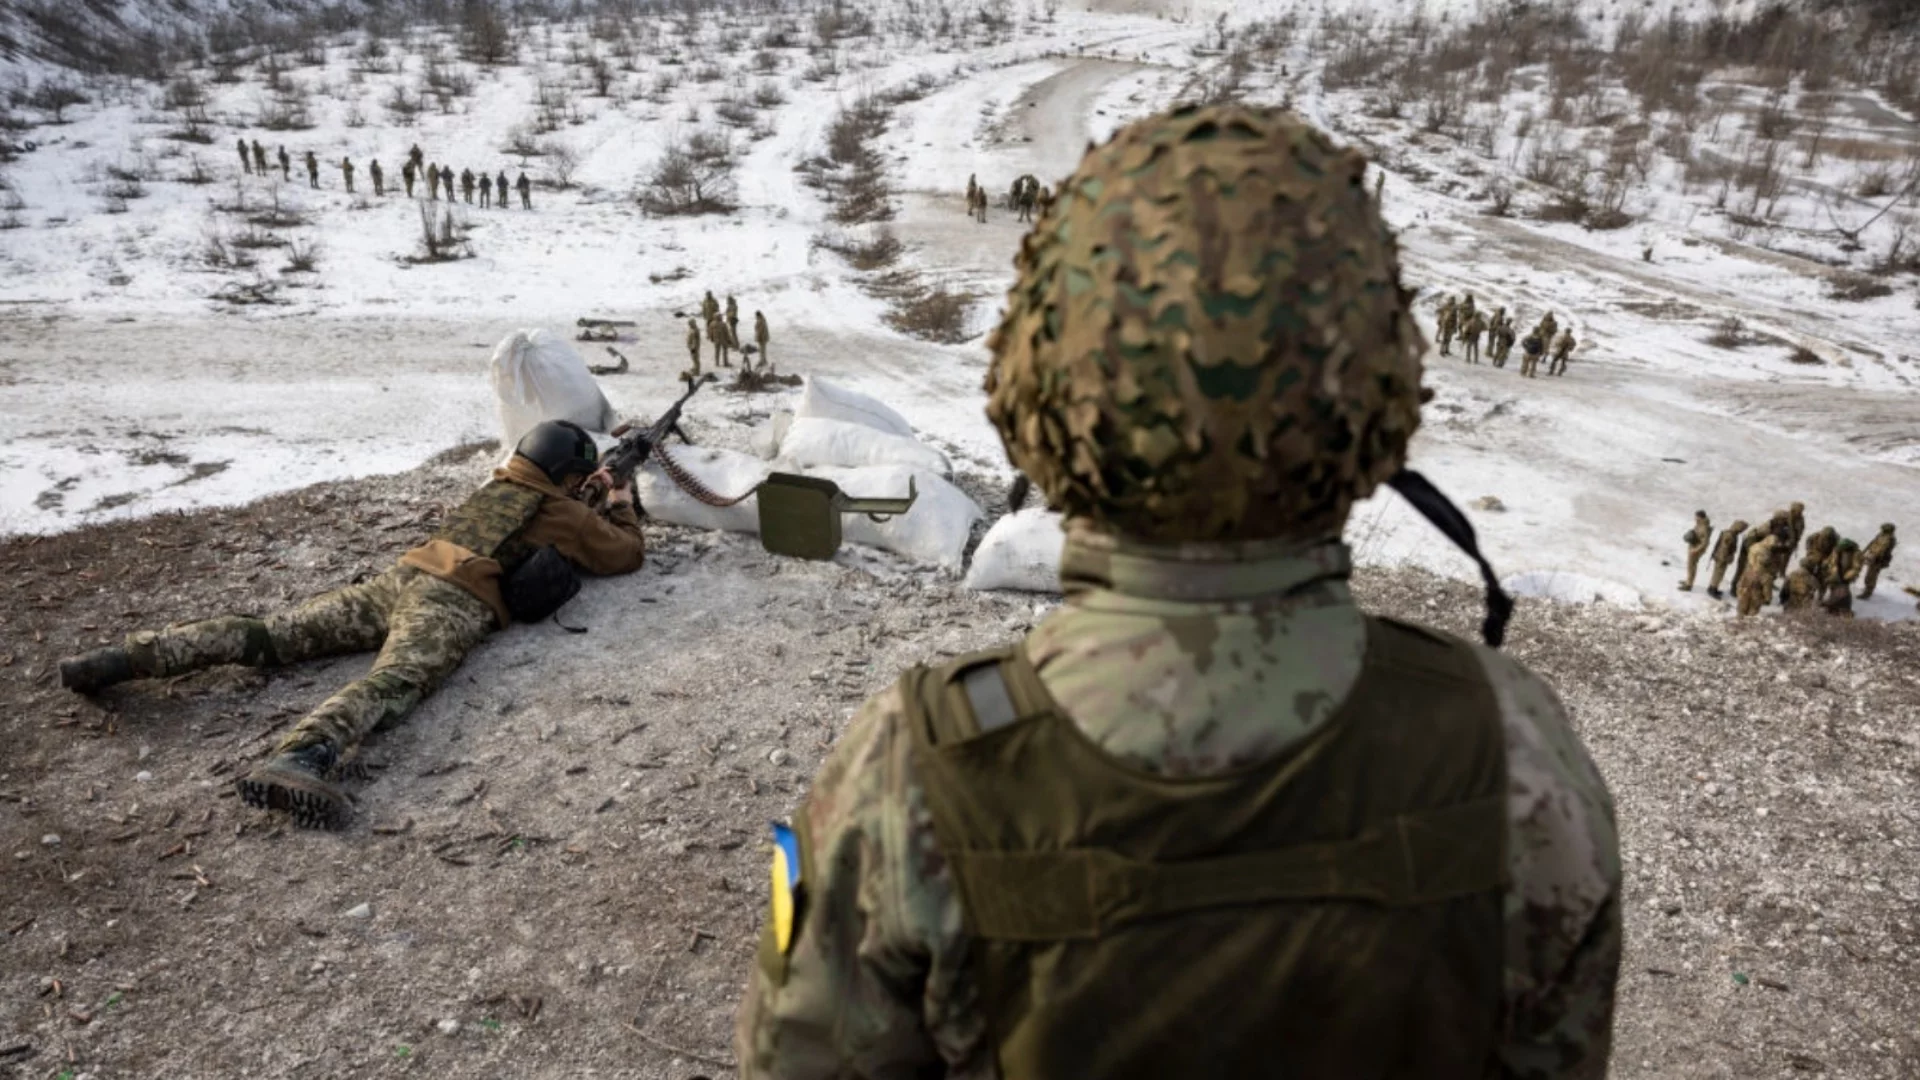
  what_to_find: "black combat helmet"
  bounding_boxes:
[515,420,599,485]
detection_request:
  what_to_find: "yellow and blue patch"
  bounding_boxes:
[769,821,803,955]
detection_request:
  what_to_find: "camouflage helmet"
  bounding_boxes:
[1882,523,1896,533]
[984,104,1424,543]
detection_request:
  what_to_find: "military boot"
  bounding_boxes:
[237,741,351,830]
[59,646,135,695]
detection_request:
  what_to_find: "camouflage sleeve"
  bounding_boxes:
[735,684,986,1079]
[1474,646,1623,1080]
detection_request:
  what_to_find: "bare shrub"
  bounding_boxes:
[692,62,725,84]
[544,140,581,188]
[752,80,787,109]
[814,227,903,270]
[715,96,757,127]
[1826,273,1894,302]
[1788,345,1824,365]
[754,49,781,74]
[411,202,472,262]
[1707,315,1749,349]
[882,277,976,343]
[282,236,320,273]
[29,80,88,123]
[202,228,256,270]
[1485,178,1514,217]
[103,177,147,201]
[230,223,284,250]
[639,136,738,216]
[385,83,422,126]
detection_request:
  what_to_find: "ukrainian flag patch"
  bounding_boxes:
[770,821,803,954]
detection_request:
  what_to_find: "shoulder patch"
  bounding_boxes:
[769,821,803,955]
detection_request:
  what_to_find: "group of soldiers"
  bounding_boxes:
[964,172,1054,224]
[234,138,534,209]
[1436,293,1575,377]
[684,289,771,375]
[1681,503,1898,618]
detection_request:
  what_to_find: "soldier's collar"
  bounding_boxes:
[1058,528,1351,604]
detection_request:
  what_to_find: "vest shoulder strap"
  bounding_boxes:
[901,643,1053,749]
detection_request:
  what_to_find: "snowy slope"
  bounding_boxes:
[0,0,1916,621]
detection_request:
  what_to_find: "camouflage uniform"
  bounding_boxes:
[304,151,319,189]
[402,160,417,197]
[1705,519,1747,597]
[1825,539,1864,615]
[1492,317,1516,368]
[116,458,644,760]
[1737,534,1778,616]
[238,137,252,175]
[461,167,476,204]
[479,172,492,208]
[1860,524,1895,599]
[754,311,771,370]
[408,144,423,171]
[1519,328,1545,377]
[1436,298,1458,356]
[1679,510,1711,591]
[496,171,509,210]
[278,145,290,181]
[252,139,267,175]
[707,316,732,367]
[427,161,439,200]
[369,159,383,197]
[701,290,720,325]
[1785,501,1806,558]
[1461,311,1487,364]
[726,294,740,340]
[516,171,531,209]
[340,157,355,194]
[685,318,703,376]
[738,105,1619,1080]
[1549,329,1575,376]
[1781,566,1820,611]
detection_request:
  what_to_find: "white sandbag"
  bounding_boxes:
[749,410,794,460]
[776,417,952,477]
[489,328,619,450]
[635,447,769,534]
[794,377,914,438]
[963,509,1065,593]
[817,465,982,570]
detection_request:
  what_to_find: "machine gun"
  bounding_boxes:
[584,373,716,508]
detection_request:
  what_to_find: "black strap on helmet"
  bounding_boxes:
[1386,470,1515,648]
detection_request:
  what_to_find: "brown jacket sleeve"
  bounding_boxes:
[519,496,646,575]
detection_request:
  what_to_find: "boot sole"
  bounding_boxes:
[237,766,351,831]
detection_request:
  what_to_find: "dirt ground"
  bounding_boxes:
[1,448,1916,1080]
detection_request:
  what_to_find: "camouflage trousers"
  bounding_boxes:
[1736,572,1771,617]
[1462,337,1481,364]
[1682,548,1705,589]
[1707,557,1732,593]
[124,566,496,755]
[1861,562,1884,599]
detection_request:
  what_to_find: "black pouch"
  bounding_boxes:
[502,545,581,625]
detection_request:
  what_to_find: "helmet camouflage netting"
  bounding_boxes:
[985,104,1426,543]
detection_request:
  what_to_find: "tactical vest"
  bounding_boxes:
[429,479,547,575]
[901,616,1509,1080]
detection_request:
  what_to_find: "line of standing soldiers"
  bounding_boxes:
[683,290,772,377]
[237,138,533,209]
[964,172,1054,225]
[1679,503,1897,618]
[1437,293,1575,377]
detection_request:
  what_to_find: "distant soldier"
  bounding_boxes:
[1799,526,1839,593]
[304,150,319,189]
[252,139,267,175]
[1435,297,1457,356]
[1785,501,1807,558]
[1860,523,1896,599]
[1519,325,1545,377]
[1548,328,1575,376]
[1038,183,1055,217]
[442,166,457,202]
[1780,565,1820,612]
[701,290,719,325]
[426,160,439,200]
[277,145,291,181]
[1012,174,1040,223]
[965,174,979,215]
[238,137,252,175]
[685,318,703,376]
[753,310,770,370]
[1705,518,1747,598]
[402,160,417,198]
[1679,510,1712,591]
[1461,310,1487,364]
[479,171,492,208]
[1737,529,1781,617]
[409,144,424,171]
[973,185,989,223]
[1458,293,1477,326]
[461,168,476,204]
[1825,539,1864,616]
[706,316,732,367]
[369,159,384,196]
[725,294,739,340]
[340,157,355,194]
[496,170,510,210]
[516,171,532,209]
[1493,316,1516,368]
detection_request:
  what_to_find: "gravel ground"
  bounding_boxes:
[0,448,1914,1079]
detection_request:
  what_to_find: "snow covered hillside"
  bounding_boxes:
[0,0,1916,620]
